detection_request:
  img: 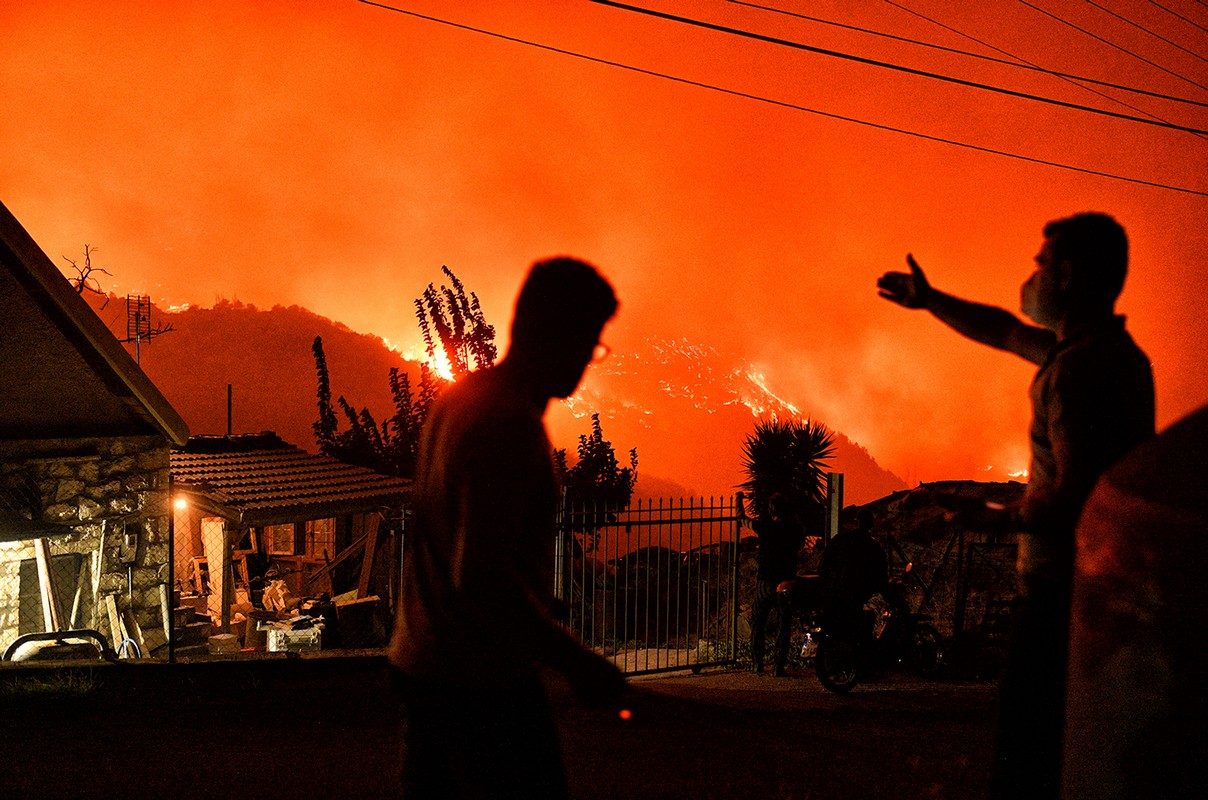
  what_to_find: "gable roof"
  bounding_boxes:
[171,433,409,528]
[0,200,189,445]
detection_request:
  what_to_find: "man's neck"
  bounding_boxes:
[493,357,552,413]
[1055,306,1116,342]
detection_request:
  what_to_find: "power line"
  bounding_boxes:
[877,0,1207,140]
[1144,0,1208,36]
[590,0,1208,135]
[1084,0,1208,65]
[723,0,1208,107]
[1014,0,1208,93]
[356,1,1208,197]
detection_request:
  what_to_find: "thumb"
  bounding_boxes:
[906,253,925,280]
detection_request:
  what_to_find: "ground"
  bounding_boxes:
[0,655,995,799]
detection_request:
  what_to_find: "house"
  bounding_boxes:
[170,432,408,653]
[0,200,189,661]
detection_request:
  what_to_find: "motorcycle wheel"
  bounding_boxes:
[908,623,944,677]
[815,637,859,693]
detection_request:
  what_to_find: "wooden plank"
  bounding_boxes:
[104,594,127,651]
[33,538,61,632]
[356,516,381,600]
[303,532,369,591]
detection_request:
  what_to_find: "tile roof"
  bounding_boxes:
[171,438,408,527]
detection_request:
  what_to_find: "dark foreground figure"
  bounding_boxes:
[386,257,628,798]
[877,213,1154,799]
[1063,403,1208,800]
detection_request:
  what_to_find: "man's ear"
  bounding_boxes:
[1056,258,1077,293]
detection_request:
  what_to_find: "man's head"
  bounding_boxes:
[1022,212,1128,329]
[509,256,618,399]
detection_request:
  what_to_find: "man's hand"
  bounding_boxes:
[877,254,932,309]
[566,650,630,709]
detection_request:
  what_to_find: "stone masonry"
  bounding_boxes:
[0,435,172,658]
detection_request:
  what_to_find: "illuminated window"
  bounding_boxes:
[306,518,335,559]
[264,524,296,556]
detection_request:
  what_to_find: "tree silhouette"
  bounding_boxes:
[415,265,497,379]
[313,265,492,478]
[312,335,445,478]
[739,417,835,524]
[554,413,638,542]
[61,244,111,308]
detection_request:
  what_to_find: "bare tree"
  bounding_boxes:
[62,244,111,308]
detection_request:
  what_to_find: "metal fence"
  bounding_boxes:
[556,495,742,676]
[0,521,171,663]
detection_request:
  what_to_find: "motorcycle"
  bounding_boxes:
[778,565,944,694]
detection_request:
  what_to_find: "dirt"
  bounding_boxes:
[0,656,996,799]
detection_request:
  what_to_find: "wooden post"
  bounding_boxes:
[33,538,61,632]
[357,514,380,600]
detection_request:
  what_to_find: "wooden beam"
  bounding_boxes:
[33,538,61,632]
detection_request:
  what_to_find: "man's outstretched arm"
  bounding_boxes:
[877,254,1054,365]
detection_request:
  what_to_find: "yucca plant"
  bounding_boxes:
[739,417,835,521]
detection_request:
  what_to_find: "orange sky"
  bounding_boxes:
[3,0,1206,485]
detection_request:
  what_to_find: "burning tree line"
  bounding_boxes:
[311,265,637,505]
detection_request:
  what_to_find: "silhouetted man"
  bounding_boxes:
[387,257,628,799]
[742,492,805,676]
[818,508,887,639]
[877,213,1154,800]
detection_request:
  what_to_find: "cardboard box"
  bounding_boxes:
[266,626,322,653]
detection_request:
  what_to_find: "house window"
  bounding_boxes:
[305,518,335,560]
[264,524,296,556]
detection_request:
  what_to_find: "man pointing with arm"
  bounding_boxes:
[877,213,1154,800]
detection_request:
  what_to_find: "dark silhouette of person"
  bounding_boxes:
[1062,403,1208,800]
[877,212,1155,800]
[387,256,629,799]
[742,492,805,676]
[817,508,887,639]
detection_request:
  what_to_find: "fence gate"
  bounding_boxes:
[556,496,741,676]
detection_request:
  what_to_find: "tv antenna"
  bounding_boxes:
[121,294,173,363]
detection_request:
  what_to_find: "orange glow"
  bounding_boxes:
[3,2,1205,491]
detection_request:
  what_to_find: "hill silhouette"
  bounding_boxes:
[85,297,905,503]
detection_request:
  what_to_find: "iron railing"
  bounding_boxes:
[557,495,742,675]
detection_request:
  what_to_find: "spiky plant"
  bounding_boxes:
[739,417,835,521]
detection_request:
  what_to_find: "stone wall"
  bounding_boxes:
[0,435,172,659]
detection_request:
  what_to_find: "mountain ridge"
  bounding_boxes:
[86,296,906,504]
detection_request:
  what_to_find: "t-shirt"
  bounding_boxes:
[1020,316,1154,582]
[387,366,560,688]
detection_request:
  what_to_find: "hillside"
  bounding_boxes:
[87,297,906,503]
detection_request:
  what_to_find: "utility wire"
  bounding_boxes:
[356,1,1208,197]
[590,0,1208,135]
[1145,0,1208,36]
[724,0,1208,107]
[1084,0,1208,65]
[1014,0,1208,93]
[878,0,1207,141]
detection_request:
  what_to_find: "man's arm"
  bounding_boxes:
[877,254,1055,365]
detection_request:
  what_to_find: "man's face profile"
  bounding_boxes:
[1022,237,1065,330]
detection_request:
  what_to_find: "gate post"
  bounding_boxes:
[825,472,844,545]
[554,488,568,607]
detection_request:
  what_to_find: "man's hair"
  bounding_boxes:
[1043,212,1128,304]
[510,256,618,349]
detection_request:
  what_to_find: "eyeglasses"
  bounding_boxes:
[591,342,612,364]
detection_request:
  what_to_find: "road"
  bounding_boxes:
[0,656,996,799]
